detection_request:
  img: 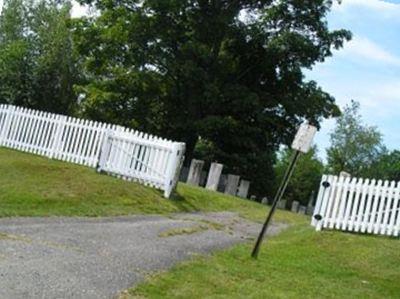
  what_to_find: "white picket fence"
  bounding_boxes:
[0,104,185,197]
[312,175,400,237]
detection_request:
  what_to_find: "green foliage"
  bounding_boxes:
[367,150,400,181]
[0,0,33,105]
[274,146,324,206]
[0,0,81,114]
[75,0,350,195]
[327,100,386,177]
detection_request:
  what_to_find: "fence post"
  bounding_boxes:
[164,143,186,198]
[97,129,114,173]
[48,115,67,159]
[0,105,14,146]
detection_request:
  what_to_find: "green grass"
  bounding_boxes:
[0,147,301,224]
[124,225,400,299]
[1,148,399,298]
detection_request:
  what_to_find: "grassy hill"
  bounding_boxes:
[1,147,398,299]
[0,147,300,224]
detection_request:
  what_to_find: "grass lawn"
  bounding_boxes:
[124,225,400,299]
[2,147,399,298]
[0,147,300,224]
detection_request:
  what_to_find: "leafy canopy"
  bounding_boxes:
[75,0,350,195]
[327,100,386,177]
[0,0,81,114]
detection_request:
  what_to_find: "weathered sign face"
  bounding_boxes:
[291,123,317,153]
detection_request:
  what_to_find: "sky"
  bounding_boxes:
[305,0,400,159]
[1,0,400,160]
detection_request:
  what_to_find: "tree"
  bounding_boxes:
[327,100,386,177]
[368,150,400,181]
[30,1,81,114]
[0,0,33,106]
[0,0,81,114]
[274,146,324,206]
[75,0,351,195]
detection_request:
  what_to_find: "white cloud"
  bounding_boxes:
[333,0,400,17]
[361,81,400,110]
[338,36,400,66]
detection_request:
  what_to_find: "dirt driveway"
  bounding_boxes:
[0,212,286,299]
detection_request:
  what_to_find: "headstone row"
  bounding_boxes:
[183,159,250,198]
[183,159,317,214]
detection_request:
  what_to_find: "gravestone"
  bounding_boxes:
[217,174,227,192]
[186,159,204,186]
[250,195,257,201]
[277,199,287,209]
[298,205,307,214]
[261,197,268,205]
[306,190,315,215]
[306,206,314,215]
[205,163,223,191]
[291,201,300,213]
[237,180,250,198]
[224,174,240,196]
[179,166,189,182]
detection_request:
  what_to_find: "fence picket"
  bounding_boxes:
[312,174,328,227]
[33,111,45,154]
[28,110,40,153]
[18,108,28,151]
[373,180,389,234]
[367,180,383,234]
[387,182,400,236]
[7,107,19,149]
[341,177,357,230]
[379,181,395,235]
[79,120,90,165]
[322,176,338,229]
[315,175,332,231]
[348,178,363,231]
[353,178,369,232]
[40,113,52,156]
[11,107,23,150]
[394,199,400,237]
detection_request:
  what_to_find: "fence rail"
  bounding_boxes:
[0,104,185,197]
[312,175,400,237]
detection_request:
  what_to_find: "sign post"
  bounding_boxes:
[251,122,317,259]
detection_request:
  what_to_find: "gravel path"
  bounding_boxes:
[0,212,286,299]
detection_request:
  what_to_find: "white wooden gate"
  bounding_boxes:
[97,130,185,197]
[312,175,400,237]
[0,104,185,198]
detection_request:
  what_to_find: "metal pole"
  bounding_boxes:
[251,150,301,259]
